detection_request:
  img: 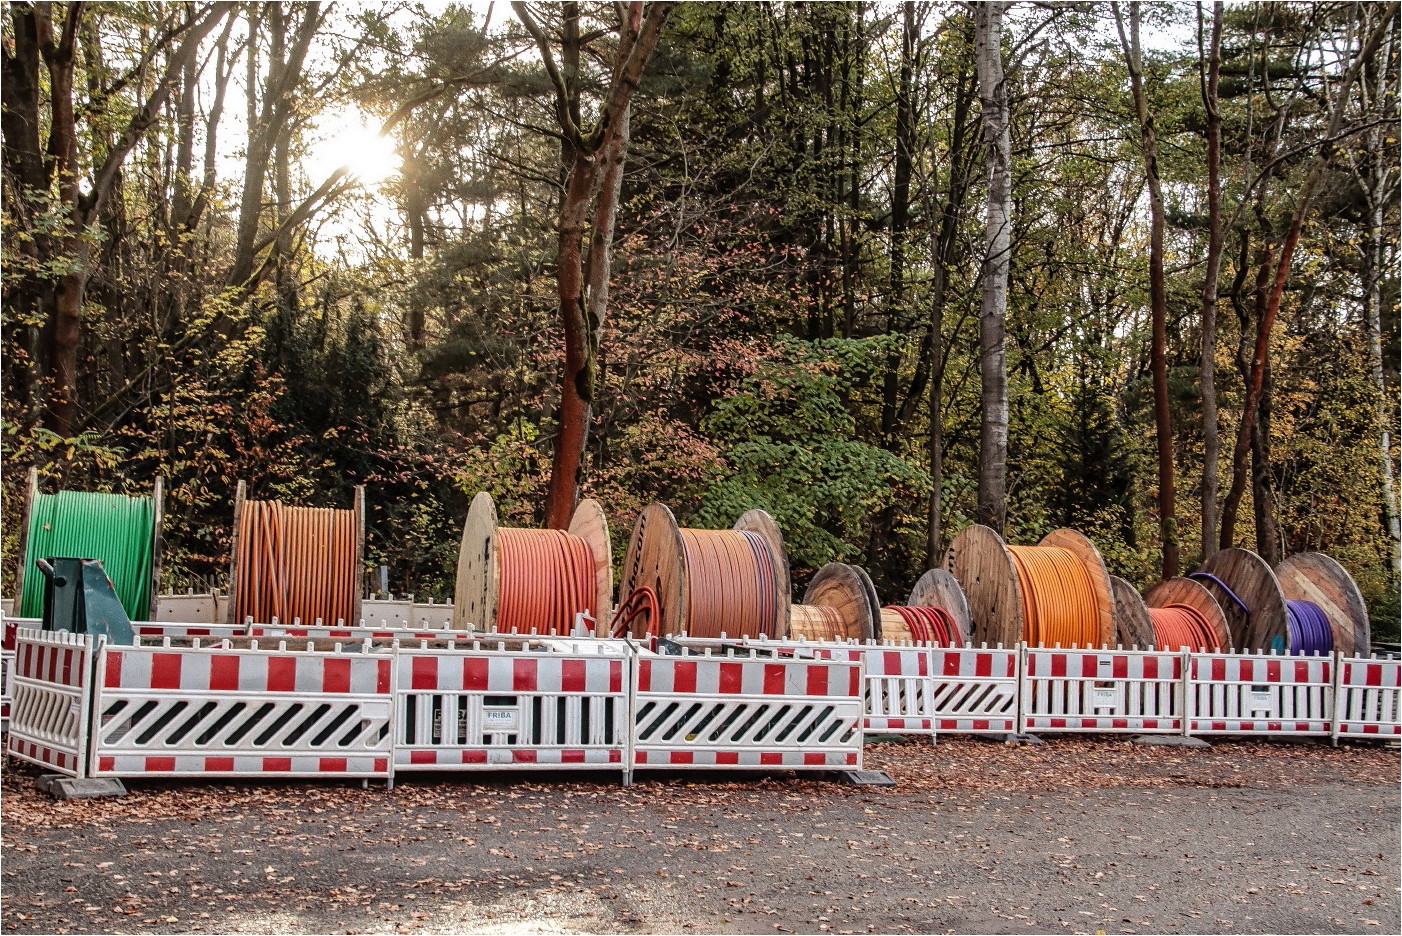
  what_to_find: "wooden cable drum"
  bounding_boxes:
[1274,552,1370,657]
[619,504,790,639]
[1109,575,1157,649]
[1192,548,1288,652]
[945,524,1115,648]
[879,568,973,645]
[229,483,364,627]
[1144,577,1232,651]
[453,491,612,635]
[789,562,876,642]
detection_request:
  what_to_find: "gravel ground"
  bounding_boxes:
[1,735,1397,936]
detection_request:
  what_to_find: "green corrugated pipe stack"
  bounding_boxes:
[20,491,154,620]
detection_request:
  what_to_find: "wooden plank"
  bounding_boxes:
[1144,576,1232,651]
[946,524,1023,647]
[148,475,165,622]
[13,466,38,618]
[226,480,246,626]
[1275,552,1370,656]
[907,567,973,646]
[568,498,615,634]
[351,485,366,628]
[1108,575,1156,649]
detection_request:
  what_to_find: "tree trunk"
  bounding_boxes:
[974,1,1011,535]
[515,0,675,528]
[1198,1,1225,561]
[1116,1,1179,578]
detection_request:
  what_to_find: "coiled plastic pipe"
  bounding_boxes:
[496,527,597,635]
[1148,604,1219,651]
[233,500,357,626]
[882,605,963,646]
[1006,544,1101,647]
[21,490,154,620]
[678,528,779,639]
[1285,599,1333,656]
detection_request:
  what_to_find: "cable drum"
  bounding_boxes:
[1147,604,1220,651]
[880,605,963,646]
[1285,600,1333,656]
[1007,544,1103,648]
[20,490,155,620]
[789,562,878,642]
[232,499,359,627]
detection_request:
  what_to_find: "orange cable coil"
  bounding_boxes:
[495,527,597,635]
[678,528,779,639]
[1006,544,1102,647]
[234,500,358,627]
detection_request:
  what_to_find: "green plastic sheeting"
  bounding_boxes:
[20,491,154,621]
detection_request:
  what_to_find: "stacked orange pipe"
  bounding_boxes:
[234,500,357,626]
[1007,544,1101,647]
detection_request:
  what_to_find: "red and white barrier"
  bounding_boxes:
[631,652,863,775]
[930,646,1020,734]
[88,640,396,779]
[395,639,629,774]
[1332,656,1400,740]
[1187,652,1334,736]
[1023,648,1185,733]
[5,629,97,776]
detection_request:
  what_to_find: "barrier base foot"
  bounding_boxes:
[832,769,895,786]
[1131,734,1211,747]
[37,775,126,800]
[1002,733,1044,746]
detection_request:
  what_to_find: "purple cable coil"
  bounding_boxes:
[1285,600,1333,656]
[1188,571,1250,615]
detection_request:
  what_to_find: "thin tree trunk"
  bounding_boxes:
[1198,1,1225,561]
[974,0,1011,535]
[1116,1,1178,578]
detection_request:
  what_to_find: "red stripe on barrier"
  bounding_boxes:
[374,758,387,772]
[323,658,351,694]
[99,756,114,772]
[151,654,182,690]
[411,751,436,764]
[462,658,488,691]
[210,654,240,691]
[561,659,585,694]
[763,664,785,696]
[718,661,742,694]
[412,656,438,690]
[674,662,697,694]
[1266,659,1281,682]
[561,750,585,763]
[609,660,623,693]
[319,757,347,773]
[207,757,234,772]
[1050,655,1067,678]
[461,751,488,764]
[266,656,295,692]
[807,664,828,696]
[513,658,537,692]
[671,751,694,764]
[377,659,391,694]
[850,665,861,697]
[804,752,826,765]
[59,647,76,687]
[514,750,538,763]
[146,756,176,772]
[760,752,783,765]
[104,650,123,688]
[263,757,293,772]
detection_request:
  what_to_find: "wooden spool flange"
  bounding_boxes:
[792,562,876,642]
[879,568,974,645]
[620,504,792,639]
[1194,548,1288,651]
[1109,575,1156,650]
[1144,576,1232,651]
[945,525,1115,647]
[945,524,1024,647]
[1274,552,1370,656]
[453,491,613,634]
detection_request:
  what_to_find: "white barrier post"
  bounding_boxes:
[6,629,98,777]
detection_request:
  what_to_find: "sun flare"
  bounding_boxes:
[306,108,400,187]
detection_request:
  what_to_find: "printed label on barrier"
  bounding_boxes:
[482,707,520,731]
[1247,690,1273,715]
[1092,687,1119,709]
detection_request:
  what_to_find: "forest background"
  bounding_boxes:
[2,1,1399,638]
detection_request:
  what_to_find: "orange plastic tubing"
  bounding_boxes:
[1006,544,1101,647]
[233,500,357,626]
[1148,604,1219,651]
[496,528,596,635]
[679,529,778,639]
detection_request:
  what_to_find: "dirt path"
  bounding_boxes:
[2,736,1397,935]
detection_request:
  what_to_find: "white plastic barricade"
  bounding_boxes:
[154,594,220,624]
[1187,651,1333,736]
[1,618,18,730]
[135,622,248,641]
[362,600,455,629]
[394,639,630,774]
[1332,656,1401,741]
[250,623,454,642]
[665,636,935,738]
[1023,647,1185,734]
[632,652,863,773]
[89,641,396,779]
[929,646,1020,734]
[6,629,98,776]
